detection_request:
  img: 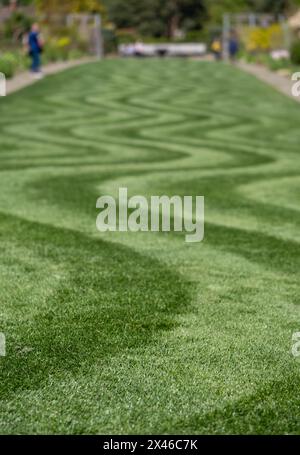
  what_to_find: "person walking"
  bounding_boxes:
[28,23,44,78]
[229,31,239,63]
[211,37,222,61]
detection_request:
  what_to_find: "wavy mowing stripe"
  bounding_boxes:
[0,59,299,434]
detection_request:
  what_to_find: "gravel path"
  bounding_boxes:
[237,61,299,103]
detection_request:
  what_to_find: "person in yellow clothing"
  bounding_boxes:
[211,37,222,60]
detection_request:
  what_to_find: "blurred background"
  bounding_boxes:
[1,0,300,78]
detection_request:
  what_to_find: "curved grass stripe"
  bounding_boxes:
[0,59,299,434]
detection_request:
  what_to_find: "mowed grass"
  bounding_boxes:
[0,59,300,434]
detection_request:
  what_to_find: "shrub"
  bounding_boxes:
[0,52,18,78]
[68,49,84,60]
[43,33,88,62]
[268,58,289,71]
[245,24,284,52]
[2,52,18,68]
[103,28,118,54]
[184,30,209,43]
[0,57,15,79]
[44,39,69,62]
[116,32,137,44]
[43,44,61,63]
[56,37,72,60]
[290,41,300,65]
[4,12,32,42]
[57,37,71,49]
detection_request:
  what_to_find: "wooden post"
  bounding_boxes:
[94,14,103,60]
[222,13,230,61]
[249,13,256,27]
[279,15,291,51]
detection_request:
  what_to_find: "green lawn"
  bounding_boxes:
[0,59,300,434]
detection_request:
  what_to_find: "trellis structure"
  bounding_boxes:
[222,13,290,60]
[0,7,104,59]
[66,13,103,59]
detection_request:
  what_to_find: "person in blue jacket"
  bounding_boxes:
[28,23,44,77]
[229,31,239,63]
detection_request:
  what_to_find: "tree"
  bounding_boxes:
[104,0,206,38]
[247,0,297,14]
[203,0,247,25]
[34,0,106,15]
[203,0,300,26]
[4,10,32,41]
[163,0,207,38]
